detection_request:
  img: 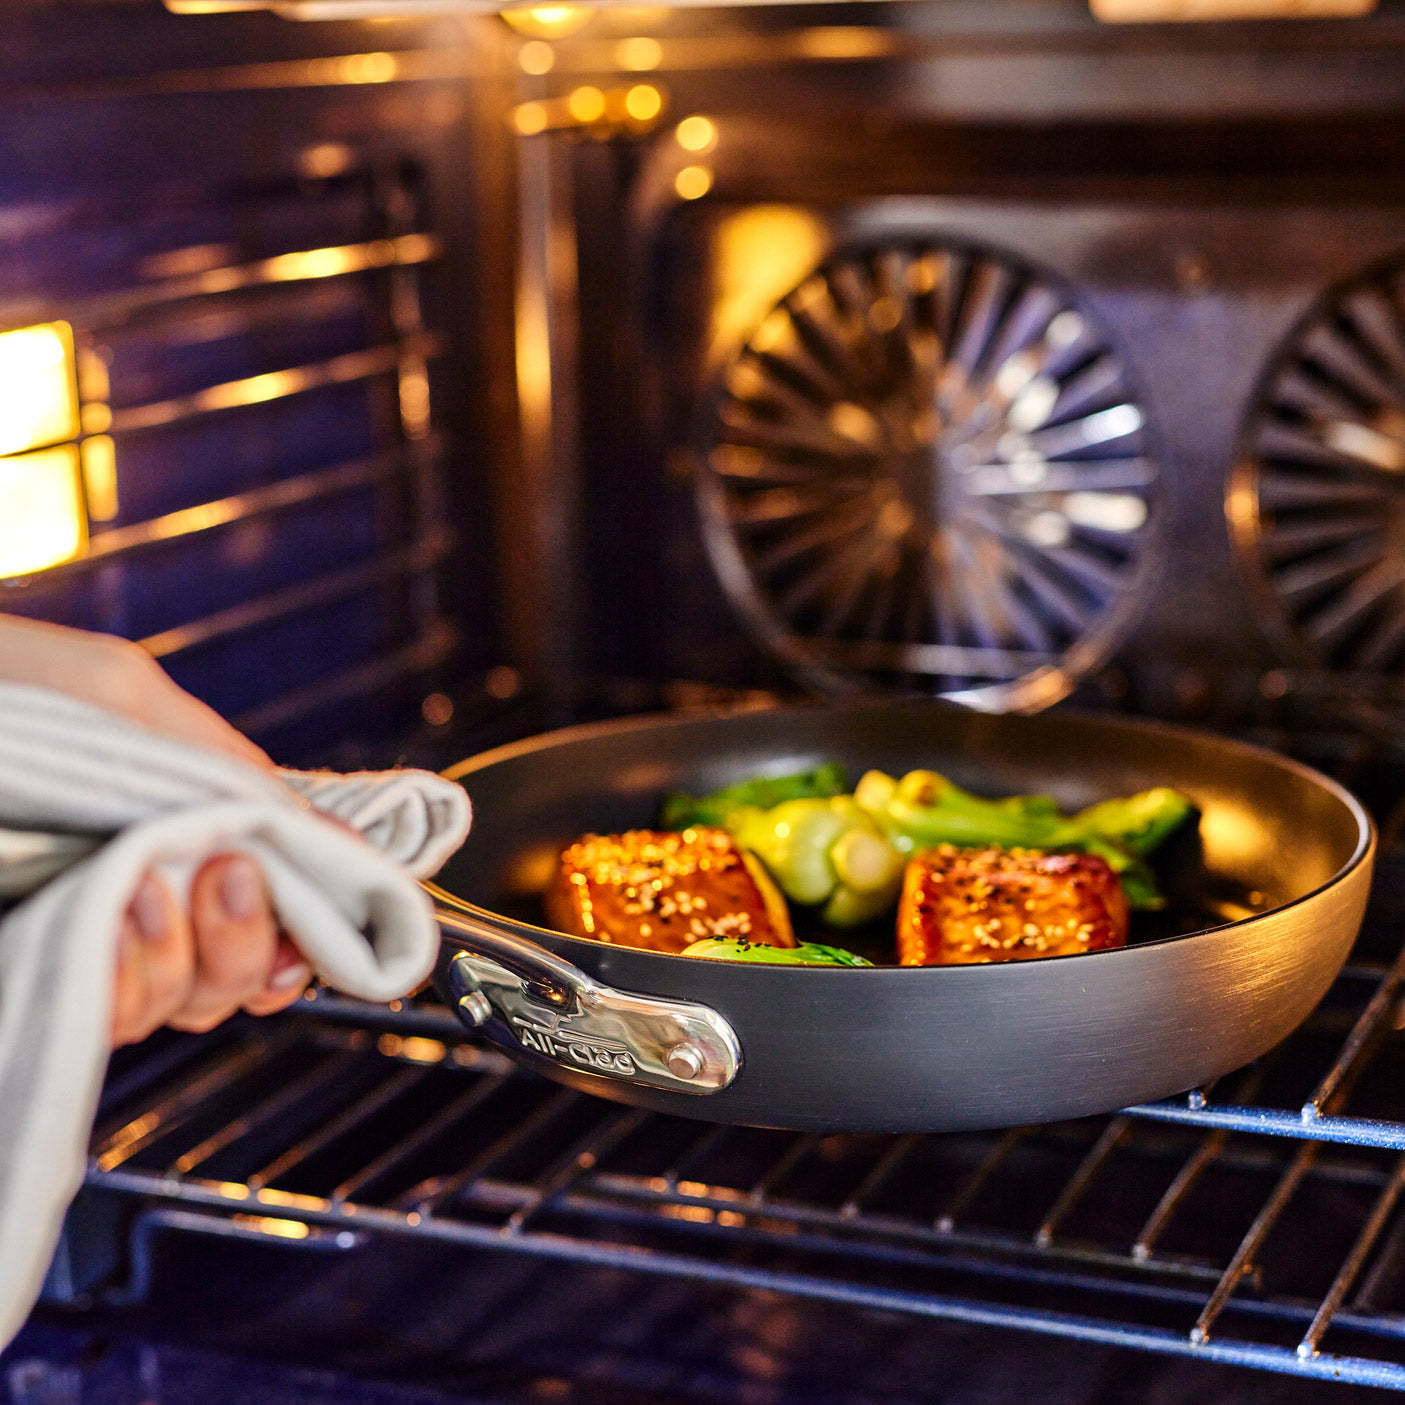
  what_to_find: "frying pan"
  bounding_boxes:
[429,701,1374,1133]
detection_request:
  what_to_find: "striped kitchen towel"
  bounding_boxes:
[0,683,471,1347]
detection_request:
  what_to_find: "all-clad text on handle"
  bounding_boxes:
[436,908,742,1094]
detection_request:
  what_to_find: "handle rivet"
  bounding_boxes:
[458,991,493,1027]
[666,1043,705,1079]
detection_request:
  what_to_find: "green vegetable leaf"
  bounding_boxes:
[1074,787,1196,857]
[661,763,847,830]
[682,937,872,966]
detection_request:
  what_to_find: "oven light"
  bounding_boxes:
[624,84,663,120]
[513,101,550,134]
[0,445,88,579]
[501,3,593,36]
[517,38,555,72]
[80,436,119,523]
[675,165,713,200]
[232,1215,312,1239]
[616,36,663,69]
[0,323,79,458]
[567,85,606,122]
[675,114,716,152]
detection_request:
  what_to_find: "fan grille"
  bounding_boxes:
[697,239,1158,709]
[1233,254,1405,679]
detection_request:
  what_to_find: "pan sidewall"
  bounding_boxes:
[436,702,1374,1132]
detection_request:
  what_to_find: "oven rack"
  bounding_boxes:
[80,939,1405,1395]
[0,158,460,764]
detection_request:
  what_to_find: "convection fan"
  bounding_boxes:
[1232,255,1405,681]
[696,239,1159,710]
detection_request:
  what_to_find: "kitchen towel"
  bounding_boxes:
[0,682,472,1347]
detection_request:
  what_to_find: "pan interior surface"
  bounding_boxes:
[441,702,1366,941]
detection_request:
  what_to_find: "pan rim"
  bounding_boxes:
[435,701,1375,971]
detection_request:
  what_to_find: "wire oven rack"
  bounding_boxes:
[78,876,1405,1395]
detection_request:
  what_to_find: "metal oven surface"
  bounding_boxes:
[8,1,1405,1400]
[491,2,1405,727]
[0,3,505,765]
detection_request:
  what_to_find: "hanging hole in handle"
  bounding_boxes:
[436,906,584,1009]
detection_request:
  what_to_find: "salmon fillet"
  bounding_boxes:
[897,845,1129,966]
[545,827,794,955]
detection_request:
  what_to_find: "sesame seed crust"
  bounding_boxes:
[544,828,794,954]
[897,846,1129,967]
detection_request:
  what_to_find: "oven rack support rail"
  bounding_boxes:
[78,947,1405,1393]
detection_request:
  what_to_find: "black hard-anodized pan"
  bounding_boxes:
[428,702,1374,1133]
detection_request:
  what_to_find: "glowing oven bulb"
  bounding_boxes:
[0,322,79,458]
[0,322,87,578]
[0,445,87,579]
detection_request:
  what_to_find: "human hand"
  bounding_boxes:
[0,614,313,1045]
[111,856,311,1046]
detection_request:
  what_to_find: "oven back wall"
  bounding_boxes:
[0,2,503,764]
[518,2,1405,724]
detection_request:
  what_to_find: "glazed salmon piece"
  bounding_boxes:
[545,827,794,955]
[897,844,1129,966]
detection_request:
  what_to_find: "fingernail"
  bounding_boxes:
[219,858,262,921]
[131,879,168,942]
[269,962,311,991]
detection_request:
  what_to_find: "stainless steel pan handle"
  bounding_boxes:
[435,908,742,1094]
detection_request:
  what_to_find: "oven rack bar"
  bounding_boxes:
[104,335,441,437]
[0,162,456,762]
[83,1131,1404,1316]
[138,525,453,658]
[0,234,443,338]
[103,1184,1395,1361]
[1125,1102,1405,1150]
[84,1162,1405,1392]
[11,441,439,583]
[230,622,457,737]
[81,937,1405,1394]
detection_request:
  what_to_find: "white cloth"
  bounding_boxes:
[0,684,472,1347]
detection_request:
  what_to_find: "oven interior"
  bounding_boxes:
[8,1,1405,1399]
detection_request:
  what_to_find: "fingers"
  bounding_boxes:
[243,933,313,1017]
[111,874,197,1047]
[112,855,314,1048]
[167,855,285,1033]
